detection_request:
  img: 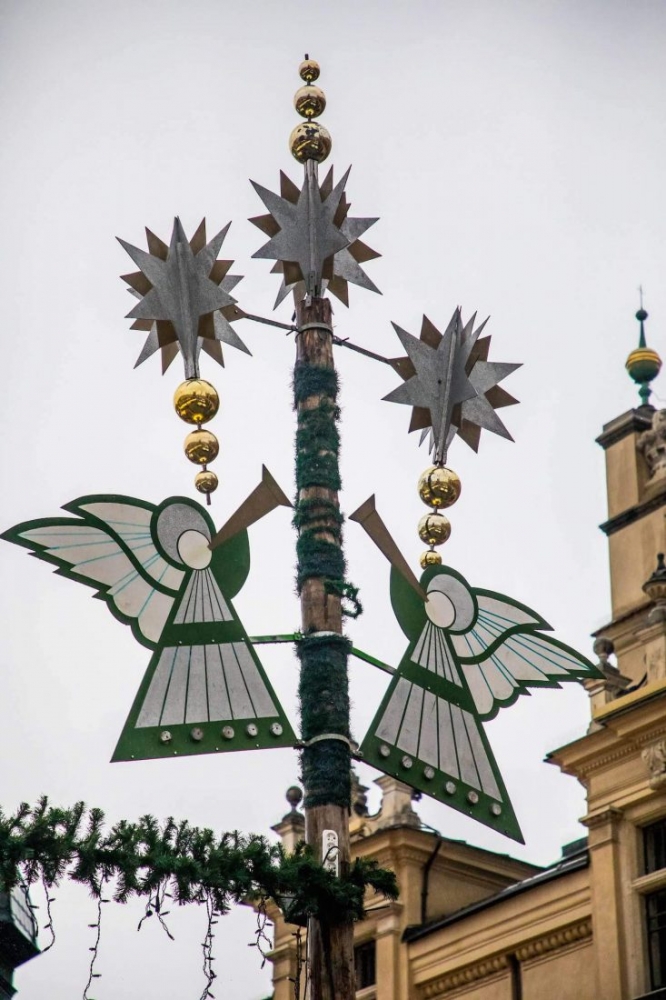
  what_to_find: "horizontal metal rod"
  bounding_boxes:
[349,646,396,675]
[249,633,302,644]
[332,336,394,366]
[249,635,396,676]
[237,310,297,333]
[237,310,395,369]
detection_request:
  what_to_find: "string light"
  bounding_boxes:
[83,886,107,1000]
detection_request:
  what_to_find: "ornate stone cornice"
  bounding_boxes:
[552,737,634,779]
[599,484,666,536]
[390,845,435,867]
[596,407,653,450]
[576,742,637,775]
[515,918,592,962]
[553,718,666,779]
[582,806,623,832]
[417,955,509,998]
[416,920,593,998]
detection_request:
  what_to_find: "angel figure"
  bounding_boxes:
[351,500,600,843]
[3,475,296,762]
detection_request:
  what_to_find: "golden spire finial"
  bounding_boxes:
[626,289,662,407]
[289,55,331,163]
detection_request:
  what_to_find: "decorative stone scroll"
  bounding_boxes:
[642,740,666,788]
[638,409,666,482]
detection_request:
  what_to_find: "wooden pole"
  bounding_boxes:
[295,295,355,1000]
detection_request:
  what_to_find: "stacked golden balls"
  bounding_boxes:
[289,56,331,164]
[173,379,220,502]
[417,465,461,568]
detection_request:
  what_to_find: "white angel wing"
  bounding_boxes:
[450,591,550,659]
[4,495,185,647]
[449,591,598,720]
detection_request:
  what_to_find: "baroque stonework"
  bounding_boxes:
[418,956,509,998]
[515,918,593,961]
[417,920,593,997]
[642,740,666,788]
[638,409,666,482]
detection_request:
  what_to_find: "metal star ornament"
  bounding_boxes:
[250,164,380,303]
[119,218,248,378]
[385,310,520,463]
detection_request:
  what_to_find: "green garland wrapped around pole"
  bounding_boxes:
[294,293,355,998]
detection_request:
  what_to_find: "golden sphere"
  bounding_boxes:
[418,466,462,509]
[194,470,219,495]
[173,379,219,425]
[625,346,662,384]
[184,429,219,465]
[418,513,451,547]
[294,84,326,119]
[420,550,442,569]
[289,121,332,163]
[299,58,320,83]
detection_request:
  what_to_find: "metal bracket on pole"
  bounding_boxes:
[297,733,360,754]
[297,322,334,336]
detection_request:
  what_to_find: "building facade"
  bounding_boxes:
[266,319,666,1000]
[0,888,39,999]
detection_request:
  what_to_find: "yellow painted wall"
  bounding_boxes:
[521,942,596,1000]
[446,972,512,999]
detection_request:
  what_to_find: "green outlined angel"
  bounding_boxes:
[2,471,296,762]
[339,310,601,841]
[351,499,600,843]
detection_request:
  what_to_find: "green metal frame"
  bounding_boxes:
[3,494,297,763]
[359,564,601,843]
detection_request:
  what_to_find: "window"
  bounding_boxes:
[647,889,666,989]
[644,819,666,990]
[645,819,666,875]
[354,940,376,991]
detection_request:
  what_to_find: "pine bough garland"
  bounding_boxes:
[293,360,363,811]
[0,798,398,921]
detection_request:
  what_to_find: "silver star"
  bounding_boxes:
[272,210,381,308]
[119,218,248,378]
[266,168,381,308]
[384,310,476,461]
[387,311,520,460]
[251,166,381,300]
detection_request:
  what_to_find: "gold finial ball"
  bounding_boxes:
[418,466,462,509]
[184,429,219,466]
[420,550,442,569]
[194,470,219,496]
[294,84,326,119]
[299,57,320,83]
[289,121,332,163]
[174,379,220,425]
[625,346,662,385]
[418,512,451,547]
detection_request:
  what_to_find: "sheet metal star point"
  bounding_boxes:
[250,166,380,306]
[386,310,520,461]
[119,218,248,378]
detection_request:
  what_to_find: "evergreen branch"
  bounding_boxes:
[0,799,398,924]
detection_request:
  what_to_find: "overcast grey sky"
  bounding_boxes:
[1,1,665,997]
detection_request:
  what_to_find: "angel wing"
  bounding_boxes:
[359,564,601,842]
[449,590,597,720]
[2,495,185,648]
[4,490,298,762]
